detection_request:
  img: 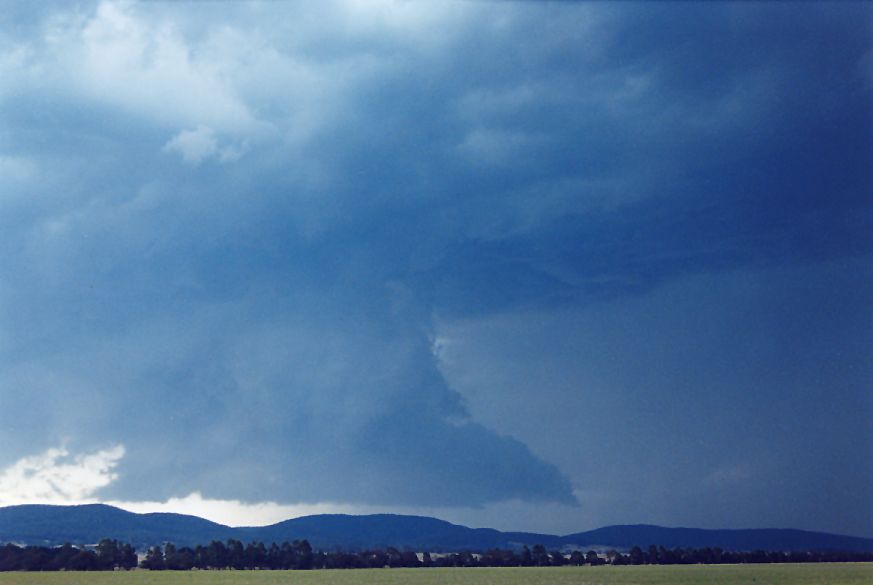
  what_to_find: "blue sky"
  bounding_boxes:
[0,1,871,537]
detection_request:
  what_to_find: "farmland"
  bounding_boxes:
[0,564,871,585]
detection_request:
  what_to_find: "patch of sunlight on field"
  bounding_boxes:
[0,564,871,585]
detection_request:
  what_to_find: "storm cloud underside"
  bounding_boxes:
[0,1,871,535]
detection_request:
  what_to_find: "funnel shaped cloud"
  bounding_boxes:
[0,0,579,510]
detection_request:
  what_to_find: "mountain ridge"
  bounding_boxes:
[1,504,871,553]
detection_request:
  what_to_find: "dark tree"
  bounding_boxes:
[245,541,268,568]
[293,539,313,570]
[520,545,533,566]
[531,544,550,566]
[67,549,99,571]
[569,550,585,566]
[611,550,629,565]
[141,545,165,570]
[227,539,245,569]
[95,539,119,570]
[206,540,228,568]
[165,544,195,570]
[585,550,602,565]
[119,543,138,570]
[47,543,79,571]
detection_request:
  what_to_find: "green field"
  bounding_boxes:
[0,564,871,585]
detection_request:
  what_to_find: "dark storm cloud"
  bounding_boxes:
[412,2,873,316]
[439,255,873,536]
[1,0,870,531]
[0,1,584,506]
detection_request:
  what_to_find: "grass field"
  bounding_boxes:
[0,564,871,585]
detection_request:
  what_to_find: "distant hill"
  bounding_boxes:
[558,524,873,553]
[249,513,568,551]
[0,504,235,549]
[238,513,534,551]
[2,504,871,553]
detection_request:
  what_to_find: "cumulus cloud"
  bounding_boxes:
[3,0,479,163]
[53,1,259,134]
[164,126,218,164]
[163,126,246,165]
[0,445,125,505]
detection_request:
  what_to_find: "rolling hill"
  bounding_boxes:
[1,504,871,553]
[558,524,873,553]
[0,504,235,549]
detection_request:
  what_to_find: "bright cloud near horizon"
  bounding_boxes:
[0,444,353,526]
[0,445,125,505]
[1,0,871,538]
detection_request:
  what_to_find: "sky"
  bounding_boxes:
[0,0,871,538]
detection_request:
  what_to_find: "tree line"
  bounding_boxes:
[1,538,871,571]
[0,540,137,571]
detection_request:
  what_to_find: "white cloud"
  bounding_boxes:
[163,125,247,165]
[164,126,217,164]
[0,444,363,525]
[62,1,259,135]
[0,444,125,505]
[334,0,474,48]
[106,493,361,527]
[25,0,440,157]
[3,0,494,166]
